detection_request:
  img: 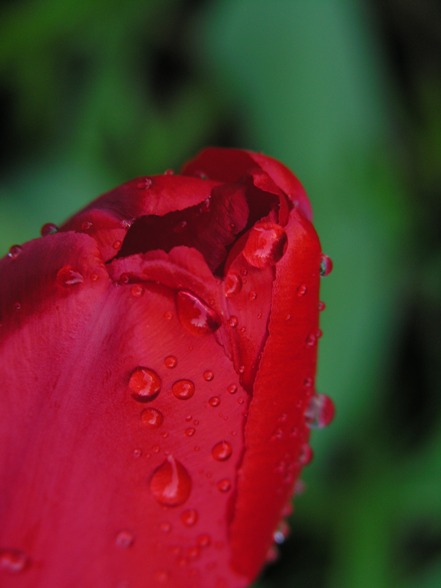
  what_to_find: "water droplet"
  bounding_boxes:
[172,379,195,400]
[224,273,242,297]
[56,265,84,287]
[164,355,177,369]
[129,367,161,402]
[160,521,172,533]
[81,220,93,231]
[273,521,290,545]
[305,393,335,428]
[199,197,211,212]
[243,222,287,268]
[115,530,134,548]
[154,570,170,584]
[119,273,130,285]
[249,290,257,301]
[131,284,144,297]
[40,222,58,236]
[266,544,279,563]
[7,245,22,259]
[181,509,198,527]
[227,384,237,395]
[164,311,173,321]
[133,448,142,458]
[208,396,220,407]
[197,534,211,547]
[217,479,231,493]
[296,284,308,297]
[121,219,132,229]
[176,290,221,335]
[238,365,245,374]
[318,301,326,311]
[228,316,238,328]
[150,455,192,507]
[113,240,122,250]
[141,408,164,428]
[211,441,232,461]
[203,370,214,382]
[303,377,313,388]
[152,444,160,454]
[298,443,313,465]
[320,254,333,277]
[136,177,152,190]
[0,548,28,573]
[305,332,317,348]
[164,169,174,176]
[185,427,196,437]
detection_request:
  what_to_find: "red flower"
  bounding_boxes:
[0,148,333,587]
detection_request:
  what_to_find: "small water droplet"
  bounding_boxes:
[199,197,210,212]
[0,548,28,573]
[318,301,326,311]
[81,220,93,231]
[305,393,335,428]
[211,441,232,461]
[164,355,177,369]
[152,444,160,454]
[249,290,257,301]
[164,310,173,321]
[7,245,22,259]
[298,443,313,465]
[119,273,130,285]
[56,265,84,287]
[121,219,132,229]
[136,177,152,190]
[243,222,287,268]
[129,367,161,402]
[181,509,198,527]
[113,240,122,250]
[141,408,164,428]
[197,534,211,547]
[131,284,144,297]
[320,254,333,276]
[115,530,134,548]
[40,222,58,236]
[133,448,142,458]
[224,273,242,297]
[185,427,196,437]
[154,570,170,584]
[172,379,195,400]
[305,332,317,348]
[176,290,221,336]
[273,521,290,545]
[228,316,238,328]
[160,521,172,533]
[296,284,308,297]
[164,169,174,176]
[208,396,220,407]
[150,455,192,507]
[203,370,214,382]
[217,479,231,493]
[227,384,237,395]
[266,544,279,563]
[303,377,313,388]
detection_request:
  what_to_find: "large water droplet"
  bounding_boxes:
[129,367,161,402]
[0,548,28,573]
[115,530,134,548]
[150,455,192,507]
[172,379,195,400]
[320,254,333,277]
[243,222,287,268]
[141,408,164,428]
[40,222,58,236]
[7,245,22,259]
[56,265,84,287]
[211,441,233,461]
[224,273,242,297]
[176,290,221,335]
[305,393,335,428]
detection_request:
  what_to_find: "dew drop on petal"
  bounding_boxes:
[176,290,221,335]
[273,521,290,545]
[141,408,164,428]
[0,548,29,573]
[81,220,93,231]
[40,222,58,236]
[7,245,22,259]
[181,509,198,527]
[129,367,161,402]
[305,332,317,348]
[227,384,237,395]
[208,396,220,407]
[131,284,144,297]
[197,534,211,547]
[243,222,287,268]
[160,521,172,534]
[296,283,308,297]
[115,530,134,549]
[56,265,84,287]
[113,240,122,250]
[320,254,333,277]
[172,379,195,400]
[164,355,177,369]
[318,301,326,312]
[203,370,214,382]
[217,479,231,493]
[185,427,196,437]
[211,441,233,461]
[150,455,192,507]
[136,177,152,190]
[305,393,335,429]
[298,443,314,465]
[228,316,238,328]
[224,273,242,297]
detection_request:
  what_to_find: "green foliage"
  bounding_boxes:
[1,0,440,586]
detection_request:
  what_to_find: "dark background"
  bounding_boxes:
[1,1,440,586]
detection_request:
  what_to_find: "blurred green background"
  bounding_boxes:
[1,0,440,586]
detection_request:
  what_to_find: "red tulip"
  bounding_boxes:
[0,148,333,588]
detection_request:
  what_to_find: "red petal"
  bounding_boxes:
[228,211,322,580]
